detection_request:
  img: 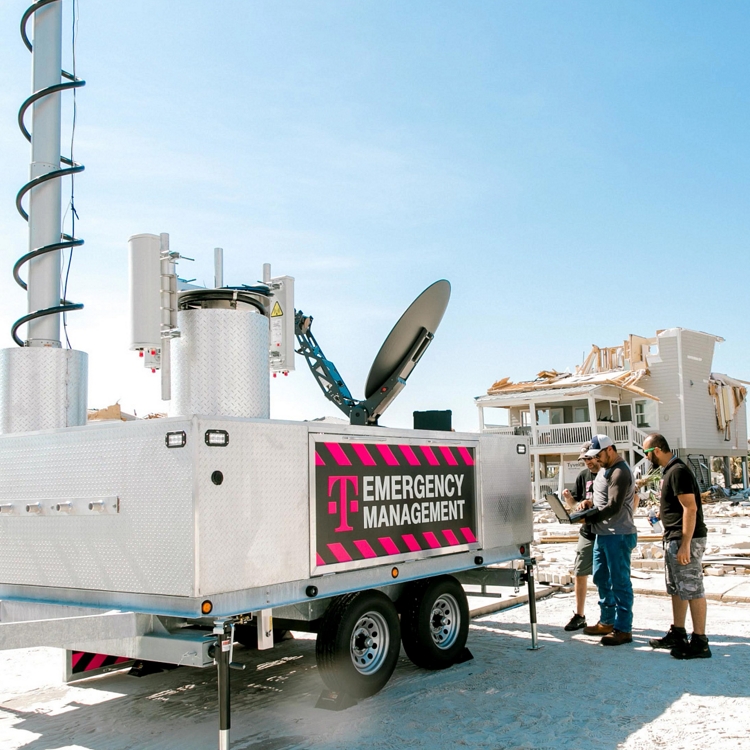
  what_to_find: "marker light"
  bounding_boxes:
[165,431,187,448]
[391,567,399,579]
[201,600,213,615]
[205,429,229,447]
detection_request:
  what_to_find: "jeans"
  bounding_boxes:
[593,533,637,632]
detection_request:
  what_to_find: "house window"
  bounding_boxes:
[620,404,632,422]
[634,400,657,429]
[521,409,531,427]
[574,407,589,423]
[537,408,563,425]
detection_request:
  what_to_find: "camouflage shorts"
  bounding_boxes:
[665,537,706,601]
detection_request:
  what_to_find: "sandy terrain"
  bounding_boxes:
[1,589,749,750]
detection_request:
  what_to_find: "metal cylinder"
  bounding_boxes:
[27,0,63,346]
[0,347,88,433]
[170,308,269,419]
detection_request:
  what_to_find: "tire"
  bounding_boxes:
[315,590,401,699]
[400,575,469,670]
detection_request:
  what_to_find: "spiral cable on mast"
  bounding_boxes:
[12,0,85,346]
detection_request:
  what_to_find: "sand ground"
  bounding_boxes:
[1,590,749,750]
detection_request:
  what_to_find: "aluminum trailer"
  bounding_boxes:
[0,416,537,740]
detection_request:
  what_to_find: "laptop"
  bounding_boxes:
[545,493,598,524]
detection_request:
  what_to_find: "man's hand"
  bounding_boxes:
[677,543,691,565]
[577,499,593,510]
[562,489,575,508]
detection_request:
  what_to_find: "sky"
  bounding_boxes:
[0,1,748,431]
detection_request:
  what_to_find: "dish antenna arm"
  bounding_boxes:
[294,311,358,418]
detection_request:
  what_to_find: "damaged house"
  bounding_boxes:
[476,329,748,500]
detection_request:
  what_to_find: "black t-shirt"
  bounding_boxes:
[659,457,707,542]
[574,468,597,541]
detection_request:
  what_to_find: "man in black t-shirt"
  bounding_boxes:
[643,433,711,659]
[560,442,599,631]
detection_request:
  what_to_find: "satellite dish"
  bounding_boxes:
[365,279,451,398]
[295,279,451,425]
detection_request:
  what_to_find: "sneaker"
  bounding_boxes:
[601,630,633,646]
[564,613,587,632]
[649,625,688,650]
[672,633,712,660]
[583,622,614,636]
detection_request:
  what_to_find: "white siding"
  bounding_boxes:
[640,333,682,449]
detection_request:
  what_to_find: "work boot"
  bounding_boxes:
[649,625,688,650]
[583,622,614,636]
[564,613,587,632]
[672,633,712,660]
[601,630,632,646]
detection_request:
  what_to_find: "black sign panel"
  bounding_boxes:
[314,440,477,569]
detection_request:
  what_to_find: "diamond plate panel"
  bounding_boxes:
[0,418,194,596]
[195,418,310,595]
[478,434,533,548]
[0,347,87,433]
[171,309,269,419]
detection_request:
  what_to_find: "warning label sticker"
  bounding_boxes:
[271,301,283,317]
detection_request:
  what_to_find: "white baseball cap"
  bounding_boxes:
[584,434,614,457]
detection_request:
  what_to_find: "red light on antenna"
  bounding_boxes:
[272,373,277,378]
[139,351,144,357]
[151,368,156,373]
[283,371,288,376]
[150,349,156,356]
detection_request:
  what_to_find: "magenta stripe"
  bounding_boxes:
[353,539,378,558]
[71,651,84,668]
[376,444,400,466]
[114,656,129,665]
[316,552,326,566]
[402,534,421,552]
[328,542,352,562]
[378,537,400,555]
[460,527,477,543]
[87,653,108,671]
[398,445,421,466]
[442,529,460,546]
[351,443,377,465]
[457,446,474,466]
[423,531,441,549]
[315,451,325,466]
[420,445,440,466]
[325,442,351,466]
[439,446,459,465]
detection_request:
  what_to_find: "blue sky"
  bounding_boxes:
[0,1,748,430]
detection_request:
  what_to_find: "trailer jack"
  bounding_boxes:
[523,559,541,651]
[211,620,246,750]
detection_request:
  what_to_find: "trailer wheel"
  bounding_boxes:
[316,590,400,699]
[400,575,469,670]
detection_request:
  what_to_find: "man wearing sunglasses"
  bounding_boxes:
[578,435,637,646]
[560,442,601,631]
[642,433,710,659]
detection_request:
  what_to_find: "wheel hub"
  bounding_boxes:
[350,611,390,675]
[429,594,460,649]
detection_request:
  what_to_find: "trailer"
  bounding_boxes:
[0,3,539,748]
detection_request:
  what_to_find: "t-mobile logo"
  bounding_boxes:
[328,476,359,532]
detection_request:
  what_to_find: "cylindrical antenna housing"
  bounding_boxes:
[128,234,162,352]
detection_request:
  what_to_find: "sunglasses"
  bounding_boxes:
[644,447,656,455]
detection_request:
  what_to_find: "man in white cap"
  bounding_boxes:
[560,442,600,631]
[578,435,637,646]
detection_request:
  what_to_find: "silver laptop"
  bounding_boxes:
[545,493,598,524]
